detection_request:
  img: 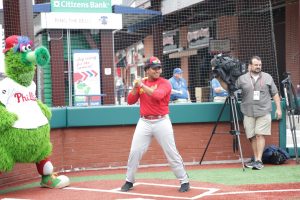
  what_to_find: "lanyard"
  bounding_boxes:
[249,73,263,90]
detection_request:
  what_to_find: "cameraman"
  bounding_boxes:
[235,56,282,170]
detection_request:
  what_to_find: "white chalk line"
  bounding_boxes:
[64,182,300,199]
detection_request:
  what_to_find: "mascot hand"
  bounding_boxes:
[37,100,52,121]
[0,105,18,132]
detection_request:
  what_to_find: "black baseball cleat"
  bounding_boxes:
[178,182,190,192]
[121,181,133,192]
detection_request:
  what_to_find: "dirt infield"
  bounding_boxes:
[1,163,300,200]
[1,179,300,200]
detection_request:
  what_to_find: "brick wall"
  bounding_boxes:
[0,121,280,187]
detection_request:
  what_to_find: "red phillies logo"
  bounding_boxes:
[14,92,37,103]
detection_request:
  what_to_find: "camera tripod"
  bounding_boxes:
[281,73,300,163]
[199,92,245,170]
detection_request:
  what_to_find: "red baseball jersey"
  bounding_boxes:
[127,77,171,116]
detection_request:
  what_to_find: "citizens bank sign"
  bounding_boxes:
[51,0,112,13]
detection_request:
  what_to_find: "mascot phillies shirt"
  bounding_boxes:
[0,78,48,129]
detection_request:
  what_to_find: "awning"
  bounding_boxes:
[113,5,162,32]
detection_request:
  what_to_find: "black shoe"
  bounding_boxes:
[179,182,190,192]
[244,160,256,168]
[252,160,264,170]
[121,181,133,192]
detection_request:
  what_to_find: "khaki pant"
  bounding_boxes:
[243,114,271,139]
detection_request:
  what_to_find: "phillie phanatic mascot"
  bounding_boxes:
[0,35,70,188]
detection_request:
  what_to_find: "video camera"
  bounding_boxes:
[211,54,247,92]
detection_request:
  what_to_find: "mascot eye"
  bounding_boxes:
[26,44,32,51]
[20,44,32,52]
[20,46,27,52]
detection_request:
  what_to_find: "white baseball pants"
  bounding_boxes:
[125,115,189,184]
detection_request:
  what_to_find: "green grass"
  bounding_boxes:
[187,166,300,185]
[1,165,300,194]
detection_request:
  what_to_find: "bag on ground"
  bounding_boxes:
[262,145,290,164]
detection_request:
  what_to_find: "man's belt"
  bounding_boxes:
[141,115,166,120]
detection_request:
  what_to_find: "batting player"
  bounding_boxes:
[120,56,190,192]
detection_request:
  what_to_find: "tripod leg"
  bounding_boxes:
[284,84,300,164]
[229,100,237,152]
[235,129,245,171]
[233,135,239,152]
[231,95,244,153]
[199,97,229,164]
[288,111,299,163]
[230,96,245,171]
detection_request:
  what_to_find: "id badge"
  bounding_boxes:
[253,91,260,101]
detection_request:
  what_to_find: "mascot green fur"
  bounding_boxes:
[0,35,70,188]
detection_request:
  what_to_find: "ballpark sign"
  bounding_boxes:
[51,0,112,13]
[36,12,122,30]
[73,50,101,106]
